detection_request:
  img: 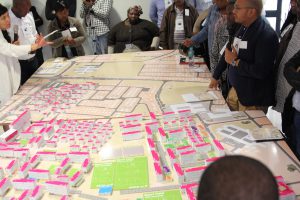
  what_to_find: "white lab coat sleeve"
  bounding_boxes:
[0,37,31,58]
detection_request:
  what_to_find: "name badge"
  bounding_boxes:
[185,9,189,16]
[239,41,247,49]
[175,18,184,31]
[125,44,133,49]
[69,27,77,32]
[233,37,241,54]
[164,0,172,8]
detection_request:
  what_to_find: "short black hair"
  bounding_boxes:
[0,3,8,16]
[197,155,279,200]
[54,0,69,12]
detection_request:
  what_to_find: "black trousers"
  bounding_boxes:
[19,56,39,85]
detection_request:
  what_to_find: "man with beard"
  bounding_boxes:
[108,5,159,53]
[160,0,198,49]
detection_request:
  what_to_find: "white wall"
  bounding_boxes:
[0,0,152,58]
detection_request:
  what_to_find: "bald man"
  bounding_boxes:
[197,155,279,200]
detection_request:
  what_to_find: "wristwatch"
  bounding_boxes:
[231,57,239,67]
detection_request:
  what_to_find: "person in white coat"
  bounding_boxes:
[0,4,49,107]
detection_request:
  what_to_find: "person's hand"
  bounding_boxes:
[149,46,156,51]
[83,0,94,6]
[182,39,193,47]
[12,40,20,45]
[225,46,238,65]
[209,78,219,90]
[64,37,75,45]
[31,34,52,52]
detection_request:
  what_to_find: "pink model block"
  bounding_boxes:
[60,158,71,173]
[213,140,225,156]
[10,110,31,132]
[173,163,184,184]
[30,185,43,200]
[147,138,155,150]
[154,162,163,182]
[276,176,296,200]
[6,159,18,176]
[158,128,166,142]
[70,171,83,187]
[19,162,31,178]
[18,190,30,200]
[29,155,41,168]
[0,129,18,143]
[82,158,92,173]
[167,148,176,165]
[151,150,160,162]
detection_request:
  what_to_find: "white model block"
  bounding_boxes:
[179,150,197,165]
[36,151,56,161]
[0,168,3,179]
[45,181,69,196]
[0,148,14,158]
[12,179,36,190]
[184,166,207,182]
[28,169,50,180]
[68,152,89,163]
[122,131,142,141]
[0,178,12,196]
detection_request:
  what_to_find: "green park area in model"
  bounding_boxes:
[143,190,182,200]
[91,156,149,190]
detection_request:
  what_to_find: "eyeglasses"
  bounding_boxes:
[233,4,254,10]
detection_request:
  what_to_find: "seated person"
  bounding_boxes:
[197,155,279,200]
[108,5,159,53]
[48,0,86,58]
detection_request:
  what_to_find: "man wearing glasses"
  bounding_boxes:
[210,0,278,112]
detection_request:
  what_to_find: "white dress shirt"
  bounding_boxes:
[8,9,37,60]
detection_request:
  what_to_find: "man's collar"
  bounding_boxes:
[171,2,190,12]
